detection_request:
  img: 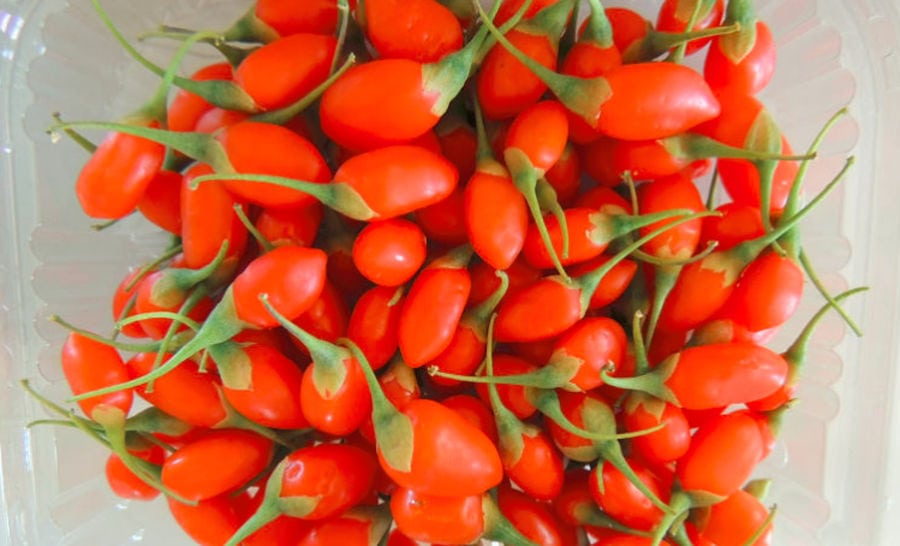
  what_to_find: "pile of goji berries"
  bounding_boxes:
[29,0,866,544]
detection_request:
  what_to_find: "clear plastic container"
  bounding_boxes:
[1,0,898,544]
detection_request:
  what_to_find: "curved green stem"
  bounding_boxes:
[797,251,864,337]
[233,204,275,252]
[631,310,651,375]
[782,286,868,382]
[631,240,719,267]
[331,0,350,74]
[644,264,682,349]
[251,54,357,125]
[118,311,200,332]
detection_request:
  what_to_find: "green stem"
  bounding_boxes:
[599,441,673,514]
[50,315,179,353]
[507,148,571,281]
[797,251,864,337]
[190,172,377,221]
[117,311,200,332]
[92,406,197,505]
[90,217,124,231]
[331,0,350,74]
[140,30,224,122]
[251,54,357,126]
[51,112,97,152]
[27,419,81,430]
[650,491,692,546]
[670,0,709,63]
[69,289,247,401]
[631,310,651,375]
[782,286,868,381]
[468,270,510,327]
[624,171,640,214]
[21,380,100,430]
[147,283,211,392]
[126,244,184,291]
[730,156,854,264]
[234,204,275,252]
[631,240,719,267]
[577,211,718,313]
[472,0,612,128]
[644,264,682,349]
[472,92,495,163]
[780,108,848,258]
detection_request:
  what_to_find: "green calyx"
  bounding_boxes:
[124,406,192,439]
[341,338,415,475]
[517,0,576,45]
[719,0,759,64]
[150,241,230,307]
[589,207,698,248]
[649,490,694,546]
[258,295,358,400]
[223,4,280,43]
[600,354,681,406]
[482,493,540,546]
[420,0,515,117]
[428,243,474,270]
[582,0,615,48]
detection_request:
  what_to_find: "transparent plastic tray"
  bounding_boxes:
[1,0,899,544]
